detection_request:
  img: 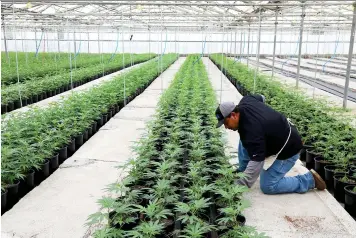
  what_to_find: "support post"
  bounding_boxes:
[343,3,356,108]
[247,21,251,67]
[296,4,306,89]
[272,11,278,78]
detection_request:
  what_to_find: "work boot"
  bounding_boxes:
[310,169,326,190]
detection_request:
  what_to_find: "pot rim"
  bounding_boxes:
[344,185,356,194]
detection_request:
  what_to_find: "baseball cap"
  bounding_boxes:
[215,102,236,128]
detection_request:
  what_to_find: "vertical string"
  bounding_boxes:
[220,14,225,104]
[160,7,163,92]
[13,2,22,107]
[67,20,73,90]
[122,28,126,106]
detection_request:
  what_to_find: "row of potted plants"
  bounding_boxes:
[1,53,156,114]
[86,55,268,237]
[1,53,178,215]
[1,52,118,85]
[209,53,356,218]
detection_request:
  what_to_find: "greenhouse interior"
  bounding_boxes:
[1,0,356,237]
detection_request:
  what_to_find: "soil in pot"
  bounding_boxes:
[58,146,68,164]
[334,175,356,203]
[314,157,333,180]
[50,154,59,173]
[75,134,84,149]
[306,150,319,170]
[1,189,8,215]
[6,181,20,209]
[35,159,50,185]
[344,185,356,217]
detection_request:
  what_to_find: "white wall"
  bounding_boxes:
[1,29,355,56]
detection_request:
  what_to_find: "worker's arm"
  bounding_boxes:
[236,160,264,188]
[236,123,266,188]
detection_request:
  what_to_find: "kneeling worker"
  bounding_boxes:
[215,94,326,194]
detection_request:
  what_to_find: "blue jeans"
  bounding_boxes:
[238,141,315,194]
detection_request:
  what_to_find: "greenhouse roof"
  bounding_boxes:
[1,1,356,31]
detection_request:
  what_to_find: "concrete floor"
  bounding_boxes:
[1,57,186,238]
[202,57,356,238]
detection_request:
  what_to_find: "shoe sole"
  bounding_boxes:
[311,169,326,190]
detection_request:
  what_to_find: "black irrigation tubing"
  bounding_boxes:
[1,57,178,216]
[249,59,356,103]
[305,61,356,76]
[1,57,153,115]
[264,57,356,82]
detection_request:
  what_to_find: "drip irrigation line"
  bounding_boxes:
[322,30,340,73]
[281,34,300,71]
[192,34,207,66]
[35,31,44,58]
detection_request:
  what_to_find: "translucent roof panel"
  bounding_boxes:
[1,1,355,32]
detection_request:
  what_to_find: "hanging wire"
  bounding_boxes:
[322,15,341,73]
[73,32,82,60]
[108,29,120,63]
[13,1,22,108]
[35,30,44,58]
[160,7,163,92]
[253,10,262,93]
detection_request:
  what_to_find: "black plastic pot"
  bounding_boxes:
[19,169,35,197]
[300,144,313,162]
[83,129,89,142]
[47,91,53,98]
[92,121,98,134]
[51,90,56,96]
[55,89,60,95]
[1,104,7,114]
[314,157,333,180]
[87,126,93,138]
[96,116,103,128]
[344,185,356,217]
[58,146,68,164]
[35,159,50,185]
[22,99,28,106]
[50,154,59,173]
[325,165,339,191]
[32,94,39,103]
[75,134,84,149]
[6,181,20,209]
[8,101,15,111]
[306,150,319,170]
[1,189,8,215]
[349,166,356,177]
[334,175,356,203]
[68,139,76,155]
[103,114,108,124]
[115,105,120,114]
